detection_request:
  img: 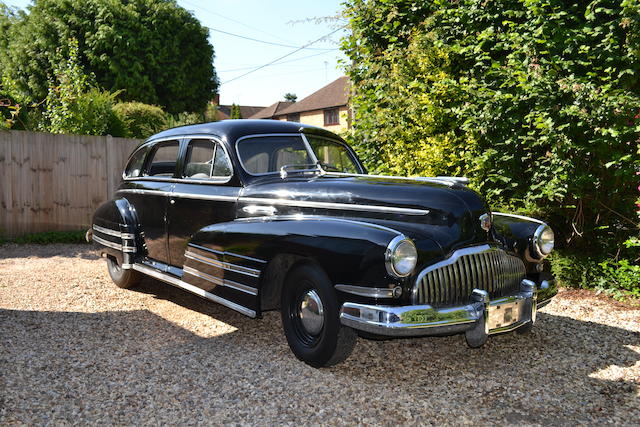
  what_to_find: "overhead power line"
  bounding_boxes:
[221,27,344,85]
[217,50,338,73]
[181,0,294,44]
[207,26,337,51]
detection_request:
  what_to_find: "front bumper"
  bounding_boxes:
[339,278,557,340]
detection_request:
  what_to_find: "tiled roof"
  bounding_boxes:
[278,76,350,115]
[249,101,294,119]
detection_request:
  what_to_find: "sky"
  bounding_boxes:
[4,0,349,107]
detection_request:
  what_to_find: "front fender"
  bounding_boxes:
[491,213,549,266]
[190,217,404,289]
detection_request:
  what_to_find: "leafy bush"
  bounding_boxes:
[41,40,125,136]
[166,112,203,129]
[113,102,167,139]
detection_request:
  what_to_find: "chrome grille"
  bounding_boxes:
[414,245,525,306]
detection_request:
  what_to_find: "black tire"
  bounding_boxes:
[107,257,142,289]
[281,264,357,367]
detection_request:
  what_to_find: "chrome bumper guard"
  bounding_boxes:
[340,279,557,341]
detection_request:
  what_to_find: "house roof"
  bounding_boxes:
[217,105,266,119]
[248,101,294,119]
[278,76,350,115]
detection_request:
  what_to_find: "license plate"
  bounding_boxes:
[488,299,524,330]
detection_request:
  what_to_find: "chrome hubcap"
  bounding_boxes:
[298,290,324,335]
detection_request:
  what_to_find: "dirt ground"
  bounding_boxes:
[1,244,638,425]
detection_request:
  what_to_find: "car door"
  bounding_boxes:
[120,139,181,266]
[167,138,239,271]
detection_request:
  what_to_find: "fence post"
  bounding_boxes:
[106,134,112,200]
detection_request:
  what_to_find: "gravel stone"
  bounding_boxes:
[1,244,638,425]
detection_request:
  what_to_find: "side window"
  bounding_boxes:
[183,139,232,180]
[124,146,149,178]
[145,141,180,177]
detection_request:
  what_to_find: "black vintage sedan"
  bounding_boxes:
[89,120,557,367]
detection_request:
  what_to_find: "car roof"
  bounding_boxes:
[146,119,343,144]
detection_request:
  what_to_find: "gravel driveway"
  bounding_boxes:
[1,244,638,425]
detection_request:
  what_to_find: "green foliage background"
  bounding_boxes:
[343,0,639,295]
[1,0,217,114]
[112,102,167,139]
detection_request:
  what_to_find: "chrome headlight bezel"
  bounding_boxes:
[385,235,418,278]
[533,224,554,258]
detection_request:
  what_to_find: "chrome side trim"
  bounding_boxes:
[117,188,237,202]
[132,263,257,317]
[185,251,261,278]
[238,197,429,216]
[241,205,277,216]
[335,284,395,298]
[233,215,403,235]
[93,235,122,251]
[183,265,258,296]
[92,224,135,240]
[187,243,267,264]
[118,190,428,215]
[492,212,545,225]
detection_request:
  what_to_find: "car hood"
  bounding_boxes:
[238,174,491,254]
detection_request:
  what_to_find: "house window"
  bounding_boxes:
[324,108,339,126]
[286,113,300,123]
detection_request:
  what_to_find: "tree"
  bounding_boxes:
[284,93,297,102]
[230,103,242,119]
[1,0,218,114]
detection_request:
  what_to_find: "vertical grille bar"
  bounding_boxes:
[416,246,525,306]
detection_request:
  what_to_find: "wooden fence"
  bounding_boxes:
[0,130,141,237]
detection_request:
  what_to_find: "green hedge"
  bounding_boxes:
[343,0,639,295]
[113,102,167,139]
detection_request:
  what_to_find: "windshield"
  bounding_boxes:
[306,136,360,174]
[236,134,361,175]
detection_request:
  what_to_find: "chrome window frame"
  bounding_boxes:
[122,135,234,185]
[235,133,364,177]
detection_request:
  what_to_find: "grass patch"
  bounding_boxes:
[2,230,88,244]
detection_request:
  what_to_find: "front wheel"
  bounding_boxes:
[107,257,141,289]
[281,264,356,367]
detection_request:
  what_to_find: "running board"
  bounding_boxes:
[133,263,257,318]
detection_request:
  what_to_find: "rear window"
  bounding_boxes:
[124,146,149,178]
[237,135,312,175]
[145,141,180,177]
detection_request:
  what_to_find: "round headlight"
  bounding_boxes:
[385,236,418,278]
[534,224,554,257]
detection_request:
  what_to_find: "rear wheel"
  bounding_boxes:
[281,264,356,367]
[107,257,141,289]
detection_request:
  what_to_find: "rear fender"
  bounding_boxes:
[91,198,142,268]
